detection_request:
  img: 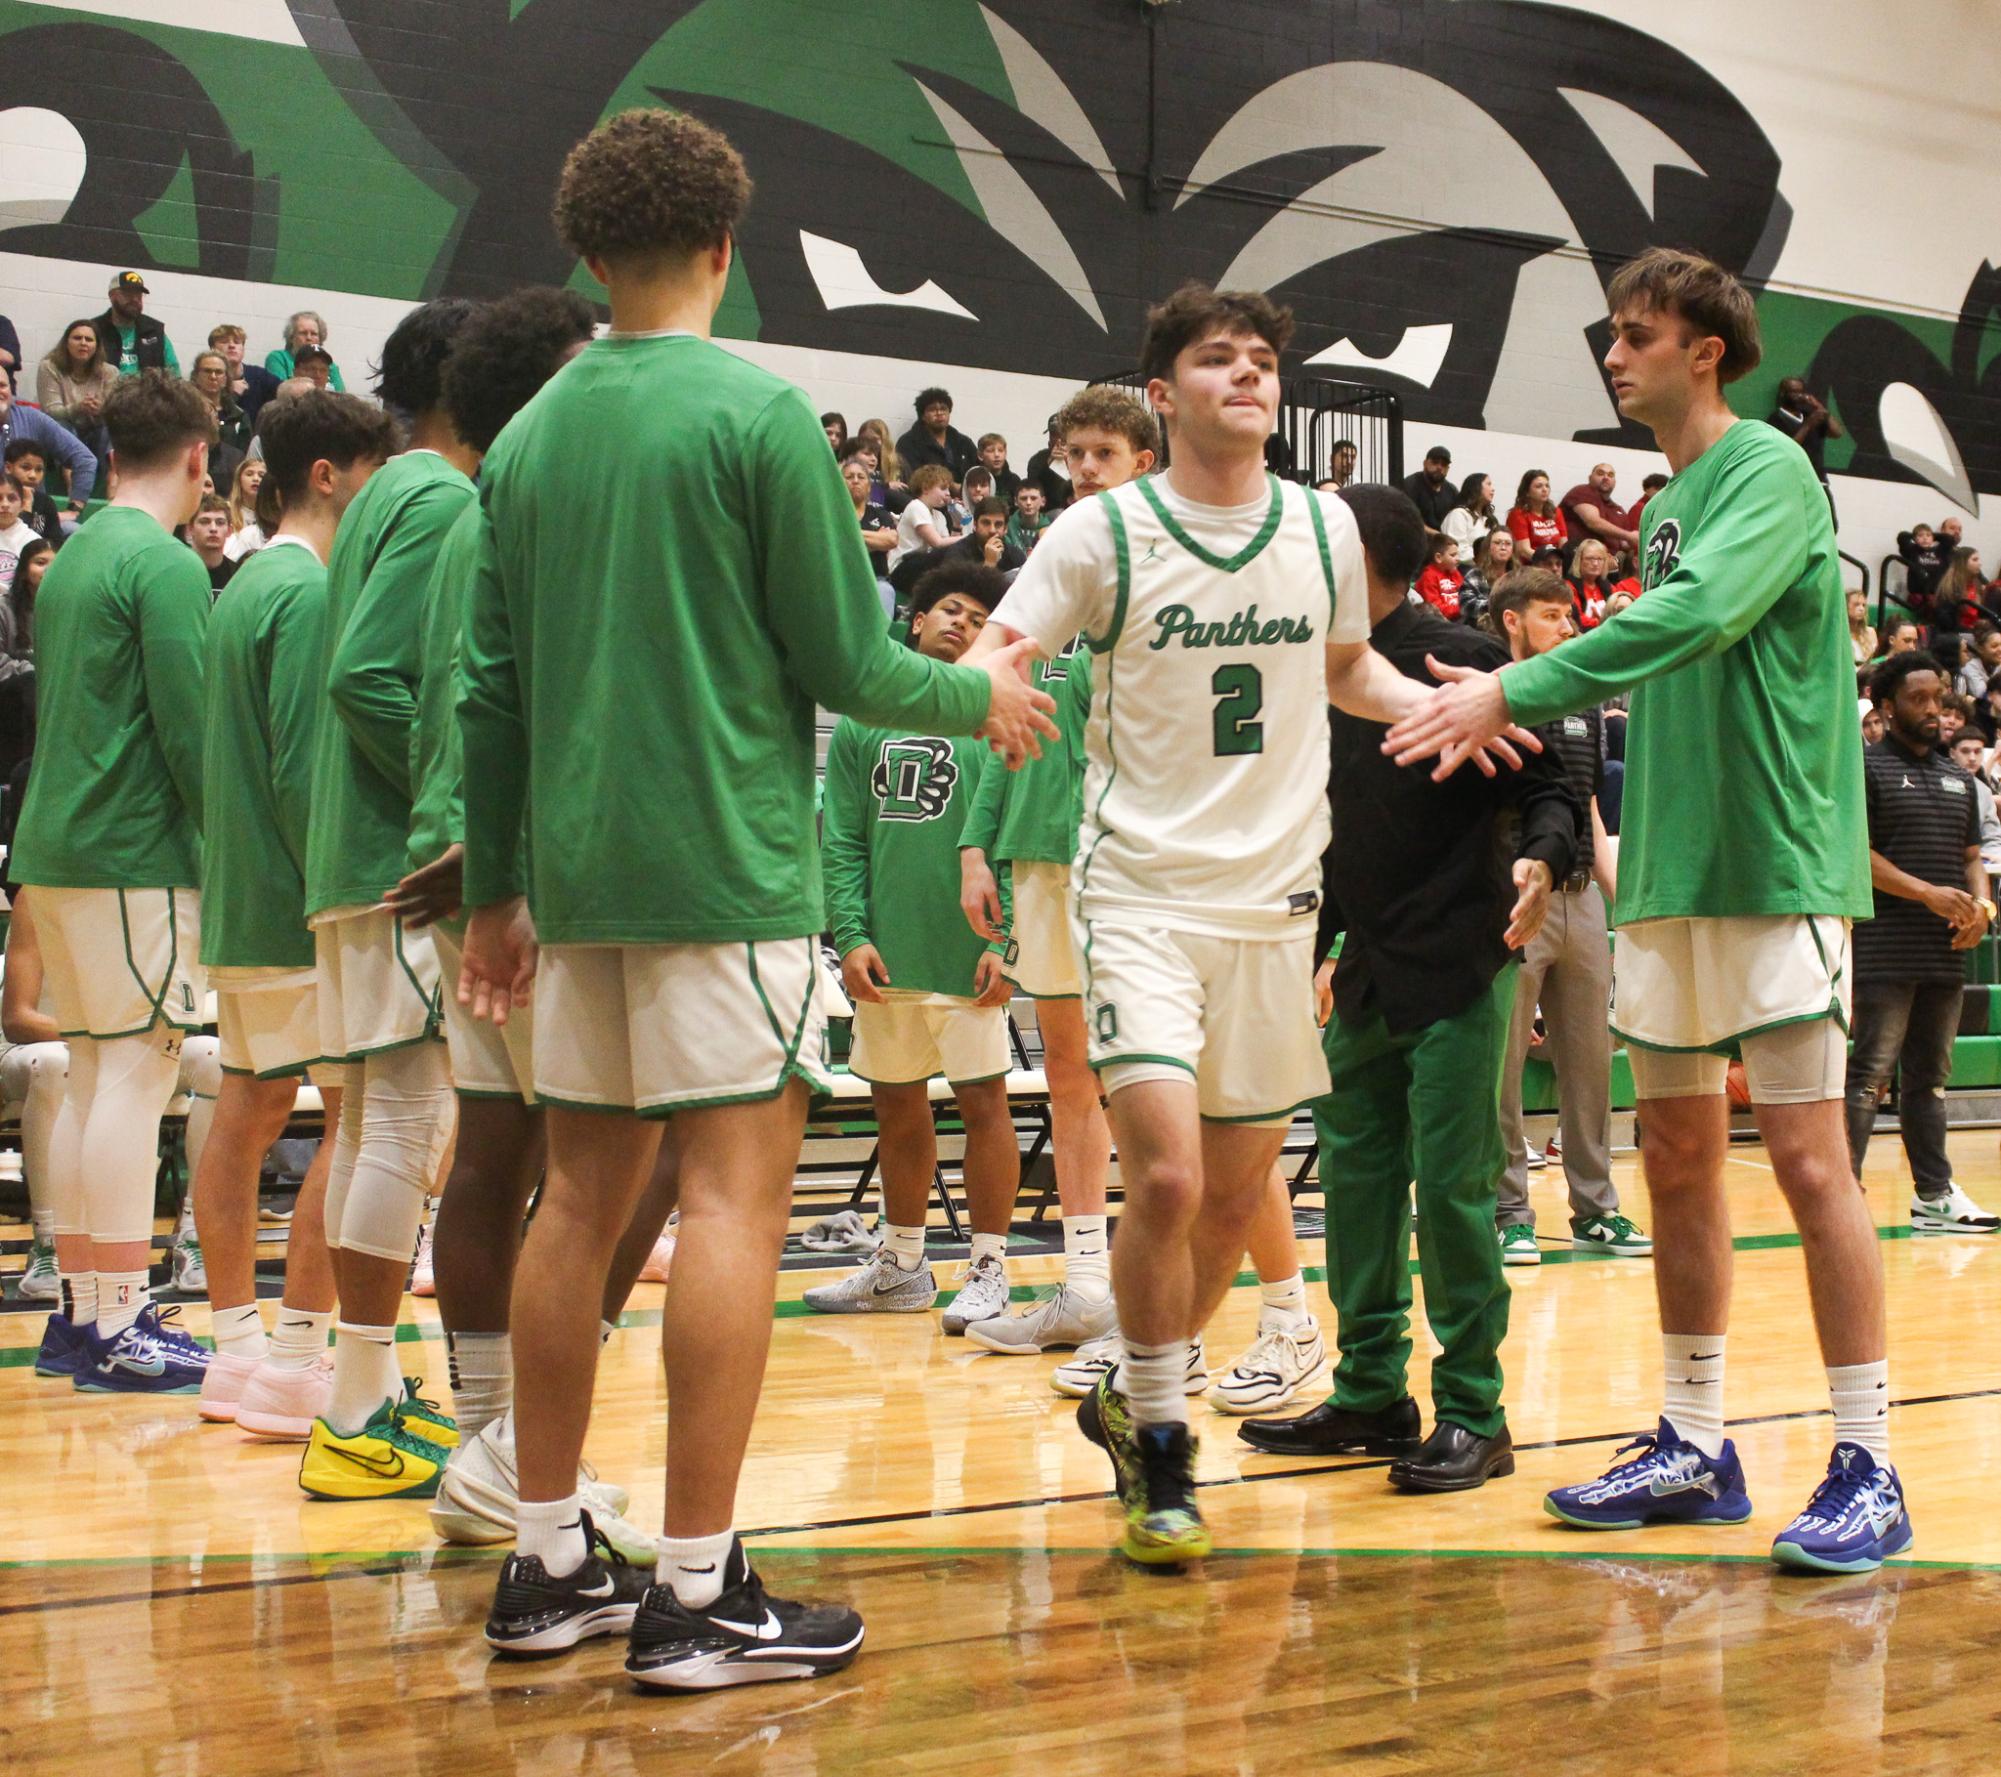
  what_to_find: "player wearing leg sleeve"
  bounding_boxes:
[454,109,1054,1683]
[298,301,481,1500]
[12,373,216,1394]
[192,391,396,1429]
[1387,247,1909,1574]
[4,895,70,1308]
[806,563,1020,1330]
[381,288,662,1556]
[959,284,1444,1565]
[959,390,1145,1360]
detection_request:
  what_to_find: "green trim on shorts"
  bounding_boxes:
[392,917,444,1029]
[535,1090,641,1117]
[219,1060,312,1082]
[320,1028,447,1066]
[637,1059,834,1118]
[999,978,1081,1000]
[454,1085,532,1104]
[1091,1051,1196,1076]
[1202,1096,1316,1126]
[1615,1000,1847,1056]
[115,887,203,1031]
[849,1066,1009,1089]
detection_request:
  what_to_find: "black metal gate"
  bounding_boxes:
[1088,370,1403,486]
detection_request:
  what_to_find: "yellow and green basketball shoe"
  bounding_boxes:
[1077,1373,1212,1565]
[300,1401,451,1501]
[395,1377,459,1449]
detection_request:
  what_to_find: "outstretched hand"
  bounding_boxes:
[383,843,463,929]
[975,635,1059,769]
[1382,655,1544,781]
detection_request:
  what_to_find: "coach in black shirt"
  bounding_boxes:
[1846,652,2001,1231]
[1397,444,1456,529]
[1240,485,1578,1490]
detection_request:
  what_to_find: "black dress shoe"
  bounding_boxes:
[1387,1420,1515,1493]
[1236,1396,1422,1457]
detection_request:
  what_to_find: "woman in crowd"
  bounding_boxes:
[843,454,898,610]
[1459,527,1514,629]
[1,535,49,657]
[855,419,910,510]
[1931,548,1992,632]
[262,310,346,389]
[1568,538,1620,630]
[1441,471,1499,565]
[1507,468,1567,556]
[1848,588,1878,667]
[35,319,118,468]
[222,458,269,561]
[822,412,848,452]
[188,351,251,467]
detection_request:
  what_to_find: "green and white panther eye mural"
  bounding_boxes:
[0,0,1995,521]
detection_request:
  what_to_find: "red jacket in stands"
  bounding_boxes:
[1416,561,1464,620]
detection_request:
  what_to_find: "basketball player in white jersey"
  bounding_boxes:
[962,284,1538,1563]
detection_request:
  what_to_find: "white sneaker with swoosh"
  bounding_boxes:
[800,1248,938,1314]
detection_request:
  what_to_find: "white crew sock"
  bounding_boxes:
[67,1274,100,1328]
[1828,1359,1891,1466]
[599,1319,617,1347]
[883,1222,926,1271]
[1121,1337,1192,1429]
[1062,1215,1110,1299]
[268,1307,332,1371]
[445,1329,513,1442]
[657,1528,736,1609]
[1257,1271,1309,1330]
[968,1230,1008,1269]
[210,1301,267,1360]
[30,1208,53,1245]
[517,1493,589,1579]
[328,1319,401,1435]
[97,1268,151,1338]
[1662,1333,1728,1458]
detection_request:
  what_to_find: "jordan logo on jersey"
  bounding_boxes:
[1149,602,1315,650]
[1643,519,1682,591]
[872,737,959,823]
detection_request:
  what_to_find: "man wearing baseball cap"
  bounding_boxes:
[92,272,180,378]
[1400,443,1457,528]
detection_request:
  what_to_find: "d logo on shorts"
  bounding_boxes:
[872,737,959,823]
[1095,1003,1119,1043]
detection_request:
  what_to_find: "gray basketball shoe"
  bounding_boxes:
[801,1248,939,1314]
[965,1283,1118,1354]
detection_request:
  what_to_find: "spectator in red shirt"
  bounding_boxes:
[1558,462,1638,565]
[1628,471,1669,539]
[1568,538,1620,630]
[1507,469,1567,555]
[1933,549,1989,632]
[1415,530,1465,620]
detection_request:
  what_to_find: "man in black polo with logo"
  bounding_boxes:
[1488,568,1649,1264]
[1239,486,1578,1492]
[1847,652,2001,1233]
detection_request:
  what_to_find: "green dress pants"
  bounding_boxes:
[1314,967,1515,1438]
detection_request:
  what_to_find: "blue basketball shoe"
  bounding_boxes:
[1770,1444,1913,1574]
[74,1304,211,1395]
[34,1312,93,1379]
[1544,1419,1753,1529]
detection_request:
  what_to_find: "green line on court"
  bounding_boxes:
[0,1221,1924,1368]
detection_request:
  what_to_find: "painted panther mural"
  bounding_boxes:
[0,0,1993,506]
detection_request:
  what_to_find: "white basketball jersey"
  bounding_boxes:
[991,473,1369,939]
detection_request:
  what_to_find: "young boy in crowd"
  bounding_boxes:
[1415,530,1465,620]
[5,441,66,548]
[978,433,1021,505]
[0,476,37,593]
[807,561,1022,1328]
[1006,482,1051,556]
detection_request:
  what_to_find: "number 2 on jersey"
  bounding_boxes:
[1210,664,1264,756]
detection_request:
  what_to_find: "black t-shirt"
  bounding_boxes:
[1026,448,1073,511]
[1767,407,1827,478]
[1856,736,1983,984]
[857,502,896,553]
[1398,470,1458,529]
[208,556,239,596]
[1533,704,1604,867]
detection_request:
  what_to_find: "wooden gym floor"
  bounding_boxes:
[3,1128,1999,1775]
